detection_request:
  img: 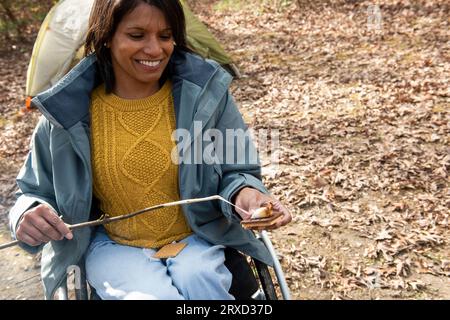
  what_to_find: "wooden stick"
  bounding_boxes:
[0,239,19,250]
[0,195,249,250]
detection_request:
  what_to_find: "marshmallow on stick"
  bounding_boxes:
[250,202,274,219]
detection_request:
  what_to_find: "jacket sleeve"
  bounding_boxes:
[215,91,270,221]
[8,116,58,253]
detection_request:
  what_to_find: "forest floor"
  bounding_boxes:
[0,0,448,299]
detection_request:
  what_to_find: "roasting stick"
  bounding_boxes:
[0,195,250,250]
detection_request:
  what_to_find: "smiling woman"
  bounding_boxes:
[9,0,292,300]
[85,0,191,98]
[107,3,175,98]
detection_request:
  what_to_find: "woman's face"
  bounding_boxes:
[109,2,174,98]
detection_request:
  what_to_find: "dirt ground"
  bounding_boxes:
[0,0,448,300]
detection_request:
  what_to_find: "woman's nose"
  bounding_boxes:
[143,38,163,56]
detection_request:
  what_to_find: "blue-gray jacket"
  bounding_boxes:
[9,51,272,299]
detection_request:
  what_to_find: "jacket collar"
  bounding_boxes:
[31,51,232,131]
[32,54,100,129]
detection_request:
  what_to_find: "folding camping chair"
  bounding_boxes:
[54,230,291,300]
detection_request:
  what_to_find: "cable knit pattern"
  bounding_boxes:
[90,81,192,248]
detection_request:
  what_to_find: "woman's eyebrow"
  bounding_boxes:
[125,26,145,31]
[125,26,172,32]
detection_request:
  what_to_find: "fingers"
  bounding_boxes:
[16,221,45,246]
[17,232,41,247]
[274,201,292,228]
[19,222,53,243]
[257,200,291,230]
[272,201,292,228]
[233,188,292,229]
[30,216,64,241]
[16,204,73,246]
[41,208,73,240]
[232,187,255,220]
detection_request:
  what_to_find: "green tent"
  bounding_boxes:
[25,0,238,106]
[182,0,231,66]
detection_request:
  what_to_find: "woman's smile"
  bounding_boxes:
[136,59,163,68]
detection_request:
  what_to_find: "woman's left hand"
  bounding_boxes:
[232,187,292,229]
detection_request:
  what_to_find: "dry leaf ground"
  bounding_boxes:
[0,0,448,299]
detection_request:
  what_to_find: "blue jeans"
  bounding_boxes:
[85,227,234,300]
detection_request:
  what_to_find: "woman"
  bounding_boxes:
[9,0,291,300]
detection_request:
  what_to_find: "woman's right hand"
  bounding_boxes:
[16,204,73,246]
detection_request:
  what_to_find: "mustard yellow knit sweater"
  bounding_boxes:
[90,81,192,248]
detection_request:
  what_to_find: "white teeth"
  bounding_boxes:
[138,60,161,67]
